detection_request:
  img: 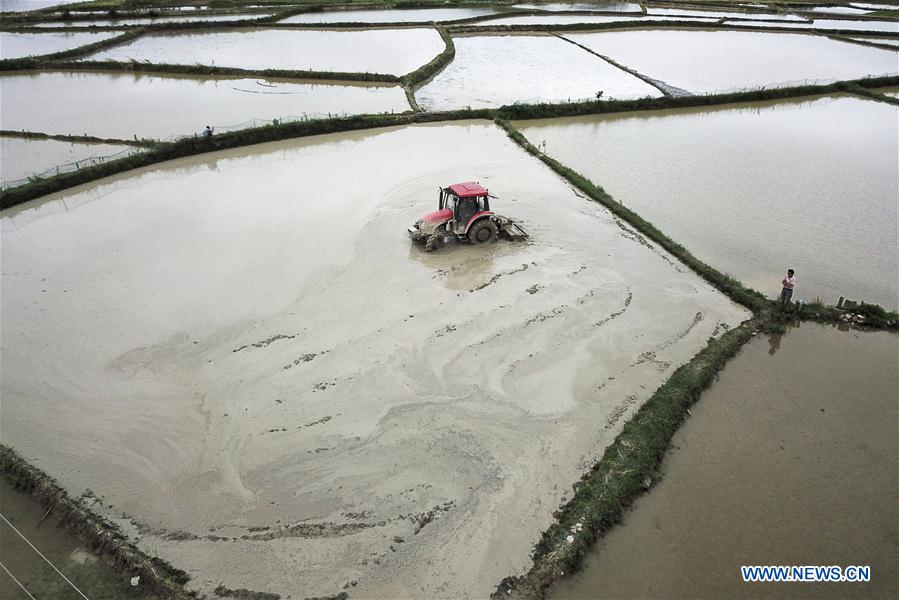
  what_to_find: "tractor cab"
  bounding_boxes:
[439,182,492,235]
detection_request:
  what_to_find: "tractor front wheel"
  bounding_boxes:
[425,232,445,252]
[468,220,498,245]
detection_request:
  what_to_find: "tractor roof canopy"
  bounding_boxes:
[447,182,488,198]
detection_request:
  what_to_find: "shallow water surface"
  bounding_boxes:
[0,0,81,10]
[551,323,898,599]
[0,71,409,140]
[725,17,899,32]
[84,28,445,75]
[0,137,135,183]
[0,480,142,599]
[567,29,898,93]
[32,13,273,26]
[512,2,642,11]
[470,13,718,25]
[516,95,898,308]
[416,34,661,110]
[278,7,501,23]
[0,31,119,59]
[1,122,747,599]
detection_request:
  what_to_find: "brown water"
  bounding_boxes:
[415,34,661,110]
[84,28,446,75]
[0,480,142,599]
[0,121,748,599]
[0,31,119,59]
[551,323,899,599]
[0,137,135,184]
[516,95,898,309]
[0,71,410,140]
[567,30,898,93]
[277,7,502,23]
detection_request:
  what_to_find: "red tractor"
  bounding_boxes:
[408,182,528,251]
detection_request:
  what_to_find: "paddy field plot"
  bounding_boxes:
[0,137,136,184]
[566,29,899,93]
[724,17,899,32]
[415,34,661,110]
[0,122,748,599]
[469,13,720,26]
[512,2,642,11]
[277,7,502,23]
[552,324,899,599]
[83,28,446,75]
[1,0,82,10]
[0,31,121,59]
[31,13,275,27]
[0,71,410,140]
[516,95,898,309]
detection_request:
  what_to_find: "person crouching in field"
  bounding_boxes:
[780,268,796,304]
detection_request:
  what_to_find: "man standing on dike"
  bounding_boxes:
[780,268,796,304]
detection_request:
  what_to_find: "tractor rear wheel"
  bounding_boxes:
[468,220,498,245]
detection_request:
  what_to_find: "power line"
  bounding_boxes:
[0,512,90,600]
[0,558,38,600]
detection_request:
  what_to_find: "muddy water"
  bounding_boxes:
[278,7,502,23]
[33,13,273,27]
[84,28,445,75]
[551,323,899,599]
[517,95,898,309]
[849,36,899,48]
[416,34,661,110]
[1,122,748,599]
[0,31,119,59]
[0,137,135,183]
[567,30,898,93]
[0,480,142,599]
[0,71,409,140]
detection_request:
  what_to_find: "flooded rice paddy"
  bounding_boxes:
[566,30,898,93]
[84,28,445,75]
[0,31,120,60]
[470,13,720,26]
[0,480,142,599]
[551,323,899,599]
[725,18,899,32]
[1,0,82,10]
[415,34,661,110]
[278,7,502,23]
[0,71,409,140]
[516,94,898,309]
[0,137,135,183]
[512,2,642,11]
[0,121,748,599]
[32,13,274,27]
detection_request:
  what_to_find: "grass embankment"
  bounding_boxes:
[845,82,899,106]
[0,129,155,147]
[492,321,757,599]
[449,19,899,35]
[0,445,194,600]
[400,26,455,108]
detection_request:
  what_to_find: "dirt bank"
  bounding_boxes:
[1,121,749,598]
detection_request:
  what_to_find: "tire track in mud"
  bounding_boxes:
[614,218,684,273]
[232,332,302,353]
[631,311,704,370]
[470,261,536,292]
